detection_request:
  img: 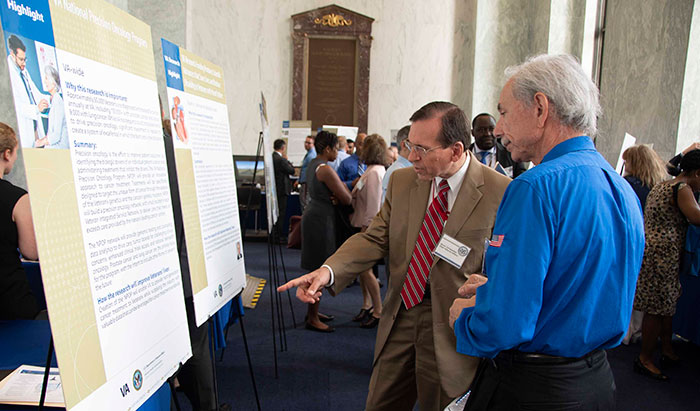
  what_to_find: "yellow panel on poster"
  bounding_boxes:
[23,148,106,407]
[179,48,226,104]
[49,0,155,81]
[174,148,208,294]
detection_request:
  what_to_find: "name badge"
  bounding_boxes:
[355,178,365,191]
[434,233,470,269]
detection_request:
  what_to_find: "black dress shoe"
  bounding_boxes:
[360,315,380,329]
[305,322,335,333]
[352,307,373,322]
[634,357,668,381]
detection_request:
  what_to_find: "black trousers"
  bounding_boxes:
[274,194,288,239]
[466,350,615,411]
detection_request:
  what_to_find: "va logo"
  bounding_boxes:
[119,383,130,397]
[458,246,469,257]
[218,284,223,297]
[132,369,143,391]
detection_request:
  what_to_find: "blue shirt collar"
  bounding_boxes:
[541,136,595,164]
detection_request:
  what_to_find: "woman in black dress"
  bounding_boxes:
[0,122,40,320]
[301,131,352,332]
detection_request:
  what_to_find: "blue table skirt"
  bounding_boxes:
[674,273,700,345]
[7,263,244,410]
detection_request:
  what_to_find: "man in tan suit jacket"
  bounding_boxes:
[279,102,510,410]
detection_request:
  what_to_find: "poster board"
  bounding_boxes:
[281,120,311,166]
[322,125,358,141]
[260,92,278,230]
[0,1,192,410]
[161,38,246,327]
[616,133,637,174]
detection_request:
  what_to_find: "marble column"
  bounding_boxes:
[470,0,550,121]
[451,0,477,119]
[676,0,700,154]
[547,0,587,57]
[597,0,694,163]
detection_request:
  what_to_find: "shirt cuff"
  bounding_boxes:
[321,264,334,287]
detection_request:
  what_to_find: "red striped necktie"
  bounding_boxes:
[401,179,450,309]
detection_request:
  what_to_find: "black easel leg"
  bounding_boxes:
[208,319,220,410]
[267,233,279,378]
[236,295,261,411]
[38,337,54,411]
[270,232,287,352]
[276,240,296,328]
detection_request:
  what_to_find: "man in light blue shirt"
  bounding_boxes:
[298,135,316,211]
[450,55,644,410]
[382,125,411,202]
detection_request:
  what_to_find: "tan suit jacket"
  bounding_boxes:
[326,154,510,397]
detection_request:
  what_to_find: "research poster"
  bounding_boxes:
[281,120,311,166]
[259,92,278,231]
[161,38,246,326]
[0,1,192,410]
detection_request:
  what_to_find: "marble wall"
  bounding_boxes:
[0,0,698,180]
[597,0,694,163]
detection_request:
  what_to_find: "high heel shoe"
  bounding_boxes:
[360,315,380,329]
[353,307,373,322]
[634,357,668,381]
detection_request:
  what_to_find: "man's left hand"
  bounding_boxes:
[449,297,475,329]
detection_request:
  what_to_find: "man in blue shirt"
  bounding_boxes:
[450,54,645,410]
[382,125,411,202]
[298,135,316,211]
[337,132,366,190]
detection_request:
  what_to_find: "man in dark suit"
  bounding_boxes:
[279,102,510,410]
[272,139,295,240]
[469,113,528,178]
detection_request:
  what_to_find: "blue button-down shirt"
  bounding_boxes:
[454,136,644,358]
[337,153,365,190]
[299,147,316,183]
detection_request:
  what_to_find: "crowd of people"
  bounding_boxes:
[2,50,699,411]
[278,54,700,410]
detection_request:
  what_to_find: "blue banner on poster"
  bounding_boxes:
[161,38,183,91]
[0,0,54,46]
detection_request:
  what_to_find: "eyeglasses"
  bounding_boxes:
[404,140,445,157]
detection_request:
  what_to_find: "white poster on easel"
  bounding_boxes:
[161,38,246,327]
[323,124,358,141]
[0,1,191,409]
[282,120,311,166]
[616,133,637,174]
[260,92,278,231]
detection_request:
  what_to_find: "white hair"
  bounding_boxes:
[504,54,601,136]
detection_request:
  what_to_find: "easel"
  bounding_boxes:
[213,294,261,411]
[36,330,189,411]
[237,130,296,378]
[37,335,53,411]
